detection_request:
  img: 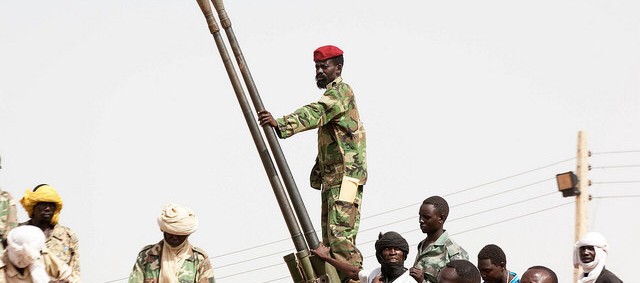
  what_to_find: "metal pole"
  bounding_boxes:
[574,130,590,282]
[210,0,321,249]
[195,0,307,252]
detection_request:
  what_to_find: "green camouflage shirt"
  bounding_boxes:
[413,231,469,283]
[0,190,17,249]
[276,77,367,189]
[19,222,80,282]
[129,241,216,283]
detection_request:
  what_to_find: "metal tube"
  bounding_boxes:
[210,0,321,250]
[283,253,305,283]
[195,0,307,252]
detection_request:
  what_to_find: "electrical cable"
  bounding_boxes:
[213,177,556,269]
[591,165,640,169]
[211,157,573,260]
[591,181,640,184]
[591,150,640,155]
[592,195,640,199]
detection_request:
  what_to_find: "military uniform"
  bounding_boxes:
[129,241,216,283]
[0,248,73,283]
[19,222,79,281]
[0,190,17,249]
[413,231,468,283]
[276,76,367,280]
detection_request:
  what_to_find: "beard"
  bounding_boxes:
[380,262,406,282]
[316,75,328,89]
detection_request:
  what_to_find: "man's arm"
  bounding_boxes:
[258,90,347,139]
[310,243,360,280]
[128,251,146,283]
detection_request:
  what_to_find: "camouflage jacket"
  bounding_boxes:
[413,231,469,283]
[276,77,367,189]
[0,247,74,283]
[0,190,17,249]
[129,241,215,283]
[19,222,80,281]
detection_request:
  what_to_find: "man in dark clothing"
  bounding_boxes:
[573,232,623,283]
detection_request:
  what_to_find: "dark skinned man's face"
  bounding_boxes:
[419,204,443,234]
[478,259,504,283]
[579,245,596,263]
[163,232,189,247]
[381,246,405,264]
[32,202,56,223]
[315,58,341,89]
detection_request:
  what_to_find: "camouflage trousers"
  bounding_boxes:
[321,184,364,283]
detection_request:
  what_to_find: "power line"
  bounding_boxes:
[257,275,291,283]
[336,191,559,255]
[359,200,573,262]
[214,177,556,271]
[102,277,126,283]
[356,179,555,236]
[592,195,640,199]
[213,237,289,259]
[215,248,290,269]
[216,261,285,280]
[591,150,640,155]
[449,178,554,208]
[591,165,640,169]
[448,191,557,223]
[443,157,574,198]
[450,201,573,236]
[365,157,573,220]
[211,158,572,261]
[592,181,640,184]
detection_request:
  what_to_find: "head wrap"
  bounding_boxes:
[313,45,343,61]
[375,231,409,263]
[6,225,50,283]
[157,203,198,236]
[20,184,64,225]
[573,232,608,283]
[375,231,409,281]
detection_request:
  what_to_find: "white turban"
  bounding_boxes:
[6,225,50,283]
[157,203,198,236]
[573,232,608,283]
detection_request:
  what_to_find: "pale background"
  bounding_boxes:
[1,1,639,282]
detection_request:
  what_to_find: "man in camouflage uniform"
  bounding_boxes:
[129,203,215,283]
[19,183,80,282]
[259,45,367,282]
[409,196,469,283]
[0,156,18,249]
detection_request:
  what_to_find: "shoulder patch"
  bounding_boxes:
[140,244,155,253]
[446,239,462,257]
[192,246,209,258]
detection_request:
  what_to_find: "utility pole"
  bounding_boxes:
[574,130,590,282]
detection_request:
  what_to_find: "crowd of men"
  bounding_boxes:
[312,195,623,283]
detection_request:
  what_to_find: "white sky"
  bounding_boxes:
[1,1,639,282]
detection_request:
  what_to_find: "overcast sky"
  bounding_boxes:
[1,1,639,282]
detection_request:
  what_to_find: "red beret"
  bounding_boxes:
[313,45,343,61]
